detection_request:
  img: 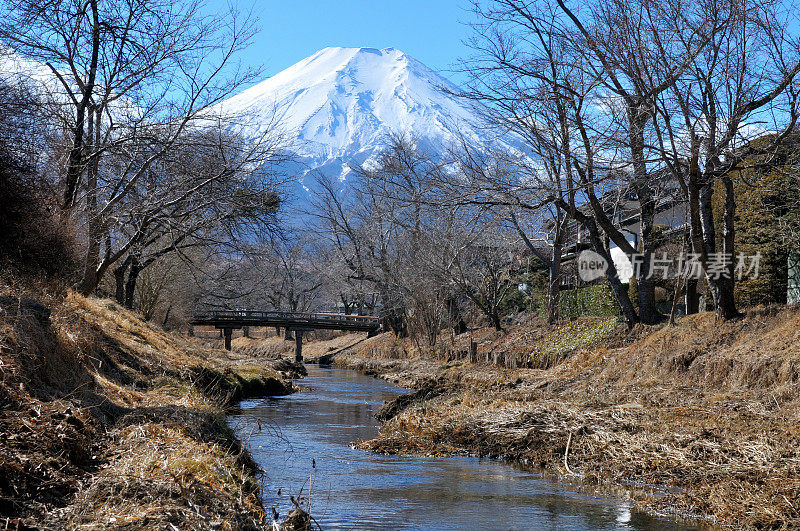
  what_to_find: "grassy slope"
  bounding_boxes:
[328,310,800,529]
[0,292,294,529]
[229,333,368,365]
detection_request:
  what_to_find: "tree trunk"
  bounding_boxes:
[340,295,352,315]
[683,232,700,315]
[607,264,638,327]
[625,107,662,324]
[696,177,740,320]
[124,256,142,310]
[715,276,738,319]
[162,304,172,329]
[223,328,232,351]
[631,134,661,324]
[62,0,100,210]
[113,258,130,304]
[366,296,378,316]
[380,287,407,337]
[636,258,661,323]
[491,313,503,332]
[547,241,562,324]
[685,279,700,314]
[562,201,639,327]
[446,296,467,334]
[717,174,740,319]
[75,106,101,296]
[75,223,101,297]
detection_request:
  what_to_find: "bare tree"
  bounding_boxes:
[465,0,800,324]
[448,138,571,324]
[313,247,379,315]
[462,1,644,324]
[310,149,422,335]
[440,222,518,332]
[107,124,283,308]
[0,0,284,294]
[650,0,800,319]
[261,239,326,313]
[313,137,528,341]
[0,74,76,277]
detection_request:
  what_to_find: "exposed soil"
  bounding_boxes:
[319,309,800,530]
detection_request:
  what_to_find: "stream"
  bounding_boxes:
[228,365,703,530]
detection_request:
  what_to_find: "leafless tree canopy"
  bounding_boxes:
[457,0,800,324]
[3,0,799,338]
[0,0,288,312]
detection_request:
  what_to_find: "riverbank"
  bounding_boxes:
[231,363,696,530]
[307,309,800,529]
[0,290,296,529]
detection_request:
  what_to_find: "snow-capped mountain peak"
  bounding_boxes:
[219,46,502,190]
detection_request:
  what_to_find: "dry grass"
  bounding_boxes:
[296,333,369,363]
[334,308,800,529]
[0,290,295,529]
[62,419,262,529]
[232,336,293,360]
[230,332,369,366]
[589,306,800,393]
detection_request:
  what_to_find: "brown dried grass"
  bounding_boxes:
[339,307,800,529]
[0,290,290,529]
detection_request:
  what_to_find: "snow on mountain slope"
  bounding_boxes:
[218,47,507,190]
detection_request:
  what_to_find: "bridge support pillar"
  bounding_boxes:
[295,330,303,362]
[223,328,233,351]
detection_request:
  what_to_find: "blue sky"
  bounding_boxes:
[208,0,478,85]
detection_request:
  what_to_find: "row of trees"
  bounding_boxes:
[0,0,288,323]
[459,0,800,324]
[308,0,800,342]
[310,138,528,346]
[0,0,538,335]
[4,0,799,337]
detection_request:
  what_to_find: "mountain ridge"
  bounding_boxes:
[218,46,506,192]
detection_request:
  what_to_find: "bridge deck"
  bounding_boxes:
[191,310,382,332]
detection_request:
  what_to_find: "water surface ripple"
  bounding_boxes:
[228,365,701,530]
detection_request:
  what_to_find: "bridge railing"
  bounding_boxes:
[191,310,382,352]
[191,310,382,328]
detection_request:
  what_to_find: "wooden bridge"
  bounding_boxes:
[190,310,382,360]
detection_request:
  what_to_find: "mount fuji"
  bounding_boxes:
[217,46,510,199]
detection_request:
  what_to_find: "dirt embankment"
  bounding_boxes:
[0,292,298,530]
[324,309,800,529]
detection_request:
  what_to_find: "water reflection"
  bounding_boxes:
[228,365,704,530]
